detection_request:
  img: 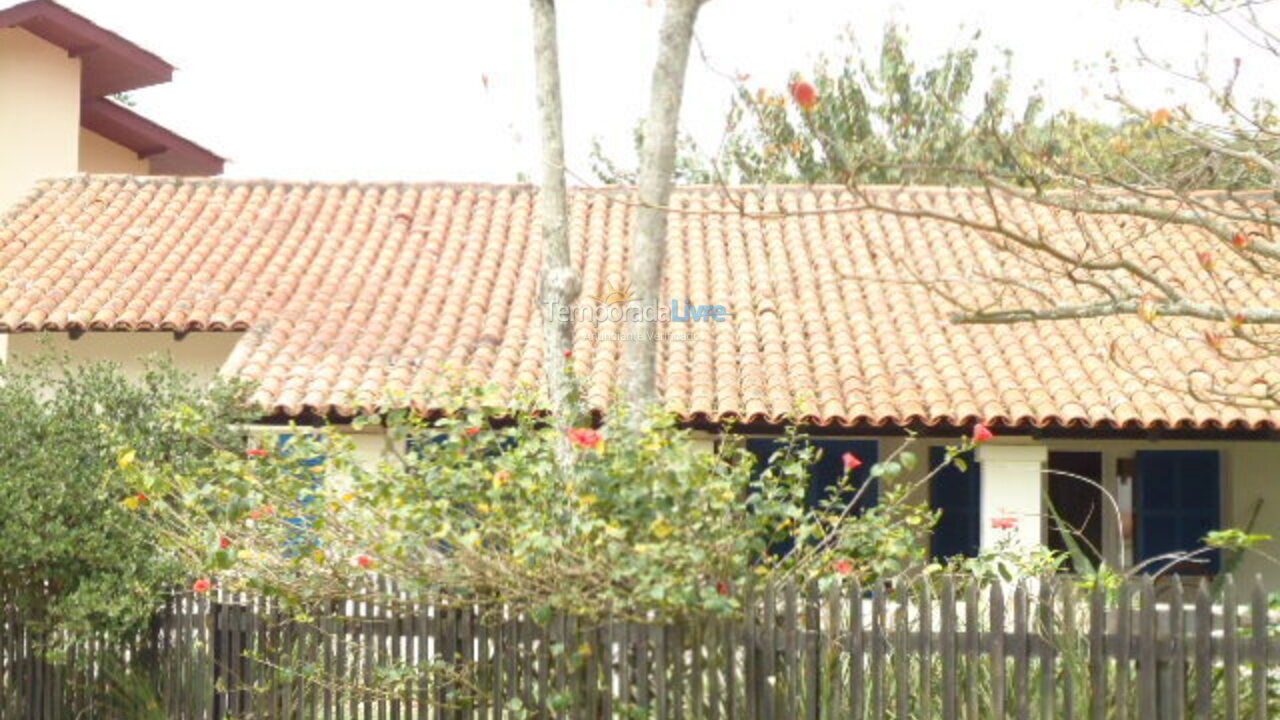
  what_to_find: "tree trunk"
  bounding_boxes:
[530,0,583,438]
[620,0,707,417]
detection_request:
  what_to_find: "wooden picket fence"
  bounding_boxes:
[2,574,1277,719]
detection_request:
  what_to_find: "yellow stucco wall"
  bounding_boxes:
[0,27,80,213]
[5,331,242,380]
[79,128,150,175]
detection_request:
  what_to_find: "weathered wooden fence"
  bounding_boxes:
[2,574,1277,719]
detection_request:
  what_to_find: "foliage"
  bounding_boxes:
[133,393,953,621]
[0,353,252,648]
[597,23,1270,190]
[940,531,1066,584]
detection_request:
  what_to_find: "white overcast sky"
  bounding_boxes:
[60,0,1274,184]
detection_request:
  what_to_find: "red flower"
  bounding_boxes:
[716,581,730,597]
[567,427,604,450]
[355,554,373,569]
[1233,232,1250,249]
[219,537,232,550]
[972,423,995,444]
[991,516,1019,531]
[246,449,268,458]
[465,427,482,437]
[192,578,212,594]
[1196,251,1214,271]
[841,452,862,472]
[135,492,148,504]
[563,350,573,359]
[789,80,818,110]
[832,559,855,576]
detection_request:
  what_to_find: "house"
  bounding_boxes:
[2,2,1277,585]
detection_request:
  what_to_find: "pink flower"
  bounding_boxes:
[972,423,994,444]
[567,427,603,450]
[832,559,855,576]
[841,452,862,472]
[991,516,1019,531]
[192,578,212,594]
[246,449,268,458]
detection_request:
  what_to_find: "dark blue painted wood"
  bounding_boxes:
[1135,450,1221,574]
[747,437,879,555]
[929,448,981,559]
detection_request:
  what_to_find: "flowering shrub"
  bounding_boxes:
[0,353,252,647]
[134,396,946,620]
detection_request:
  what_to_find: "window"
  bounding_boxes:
[929,447,981,560]
[1135,450,1221,574]
[746,437,879,555]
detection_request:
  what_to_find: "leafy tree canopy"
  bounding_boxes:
[595,23,1271,190]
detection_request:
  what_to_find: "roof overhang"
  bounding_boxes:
[0,0,173,95]
[81,97,224,176]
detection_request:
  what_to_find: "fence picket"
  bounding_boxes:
[1,574,1276,720]
[1165,579,1185,720]
[941,576,957,720]
[848,578,864,720]
[1138,577,1157,720]
[870,584,885,720]
[1193,579,1212,720]
[1116,581,1132,720]
[1013,582,1030,720]
[1224,575,1240,720]
[1062,582,1077,720]
[804,581,820,720]
[893,582,910,720]
[919,580,933,720]
[1250,576,1267,720]
[990,582,1006,720]
[964,580,979,720]
[1038,580,1055,720]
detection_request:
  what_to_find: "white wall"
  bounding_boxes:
[5,331,242,380]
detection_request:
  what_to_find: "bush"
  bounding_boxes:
[0,353,251,647]
[138,394,942,620]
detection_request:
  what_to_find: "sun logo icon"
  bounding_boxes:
[590,280,636,306]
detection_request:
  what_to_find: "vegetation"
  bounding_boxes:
[131,391,954,620]
[0,353,251,649]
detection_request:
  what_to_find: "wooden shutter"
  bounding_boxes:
[1135,450,1221,574]
[929,447,981,559]
[747,437,879,556]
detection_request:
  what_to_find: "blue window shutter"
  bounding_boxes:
[746,438,879,509]
[808,439,880,511]
[277,433,326,468]
[930,447,981,559]
[1136,450,1221,574]
[746,437,879,556]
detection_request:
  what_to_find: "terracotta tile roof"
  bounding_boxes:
[2,175,1277,431]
